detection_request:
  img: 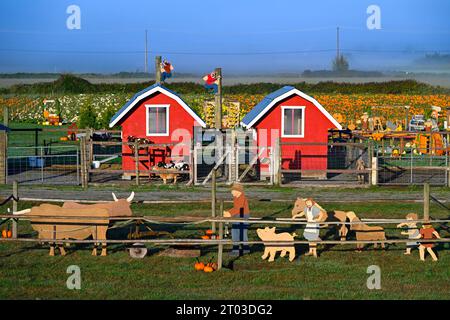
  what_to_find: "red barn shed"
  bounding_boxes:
[109,83,206,176]
[240,86,342,179]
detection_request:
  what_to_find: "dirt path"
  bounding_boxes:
[1,186,449,203]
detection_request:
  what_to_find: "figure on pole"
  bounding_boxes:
[203,71,220,94]
[160,59,174,82]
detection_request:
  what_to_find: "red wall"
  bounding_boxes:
[254,95,336,172]
[118,92,201,172]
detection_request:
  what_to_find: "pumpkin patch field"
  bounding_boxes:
[2,93,450,129]
[0,188,449,300]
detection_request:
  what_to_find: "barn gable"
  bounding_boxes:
[241,86,342,130]
[109,83,206,128]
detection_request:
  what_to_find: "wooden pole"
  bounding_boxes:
[423,183,430,221]
[276,137,282,186]
[88,128,94,164]
[217,200,224,271]
[80,136,87,189]
[155,56,162,83]
[0,131,6,184]
[211,168,216,232]
[2,106,8,127]
[12,180,18,238]
[214,67,222,129]
[134,141,140,186]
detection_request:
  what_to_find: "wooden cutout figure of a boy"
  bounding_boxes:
[397,213,420,255]
[418,221,441,262]
[303,198,326,258]
[223,183,250,256]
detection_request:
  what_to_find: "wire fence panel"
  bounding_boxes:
[377,154,448,186]
[280,143,370,186]
[7,146,80,185]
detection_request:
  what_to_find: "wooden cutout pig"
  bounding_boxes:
[256,227,297,262]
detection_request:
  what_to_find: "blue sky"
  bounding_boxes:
[0,0,449,73]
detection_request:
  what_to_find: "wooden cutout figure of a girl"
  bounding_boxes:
[303,198,326,258]
[418,221,441,261]
[397,213,420,255]
[223,183,250,256]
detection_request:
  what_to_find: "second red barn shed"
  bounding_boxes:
[240,86,342,180]
[109,83,206,177]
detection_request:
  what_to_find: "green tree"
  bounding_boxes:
[98,107,117,129]
[332,55,349,72]
[78,98,98,129]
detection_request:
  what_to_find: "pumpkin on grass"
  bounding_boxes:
[203,265,214,273]
[194,258,205,271]
[1,229,7,238]
[7,230,12,238]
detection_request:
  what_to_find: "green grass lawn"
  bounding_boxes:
[1,200,449,300]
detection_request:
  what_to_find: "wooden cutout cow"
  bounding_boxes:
[13,192,135,256]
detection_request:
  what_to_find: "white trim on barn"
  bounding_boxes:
[109,86,206,128]
[281,106,305,138]
[242,88,342,130]
[145,104,170,137]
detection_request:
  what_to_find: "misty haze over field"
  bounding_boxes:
[0,0,449,75]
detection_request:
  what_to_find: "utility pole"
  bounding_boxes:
[336,26,340,60]
[144,30,148,73]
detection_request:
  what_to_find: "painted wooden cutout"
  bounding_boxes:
[292,198,355,241]
[256,227,296,262]
[13,192,134,256]
[396,213,420,255]
[418,221,441,261]
[347,212,386,251]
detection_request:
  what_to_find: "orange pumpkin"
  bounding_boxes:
[205,229,214,235]
[203,266,214,273]
[7,230,12,238]
[201,235,210,240]
[1,230,7,238]
[194,258,205,271]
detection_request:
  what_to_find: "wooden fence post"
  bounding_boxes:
[217,200,224,271]
[211,168,216,232]
[275,137,282,186]
[80,136,88,189]
[155,56,162,83]
[2,106,8,127]
[80,136,85,188]
[12,180,18,238]
[134,141,140,186]
[371,155,378,186]
[0,131,6,184]
[423,183,430,221]
[214,67,222,130]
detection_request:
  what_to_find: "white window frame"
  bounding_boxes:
[281,106,305,138]
[145,104,170,136]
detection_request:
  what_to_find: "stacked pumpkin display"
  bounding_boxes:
[194,258,218,273]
